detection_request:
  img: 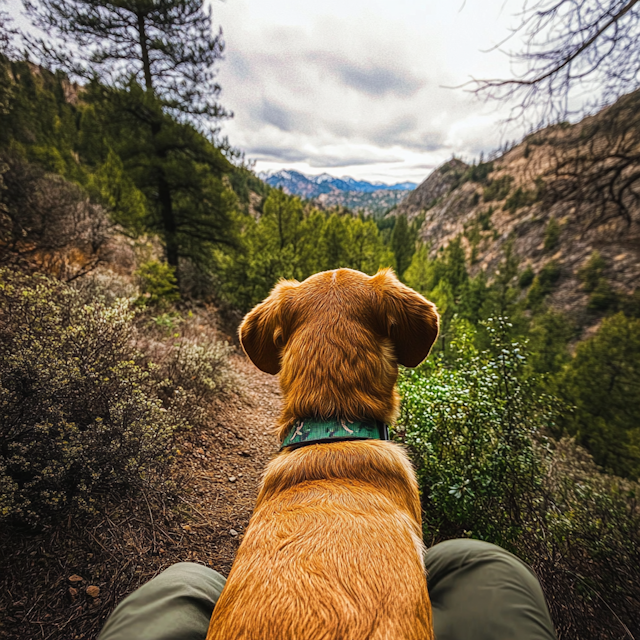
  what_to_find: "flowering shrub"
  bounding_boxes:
[0,270,183,524]
[137,312,235,430]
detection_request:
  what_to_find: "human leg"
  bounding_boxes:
[426,539,556,640]
[99,562,226,640]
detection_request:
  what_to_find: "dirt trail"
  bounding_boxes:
[0,354,282,640]
[175,354,282,575]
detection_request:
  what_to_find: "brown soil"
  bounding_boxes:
[0,354,282,640]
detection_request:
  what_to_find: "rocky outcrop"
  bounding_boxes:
[395,158,468,221]
[397,122,640,329]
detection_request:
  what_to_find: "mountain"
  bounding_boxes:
[257,169,416,214]
[396,100,640,327]
[258,169,416,196]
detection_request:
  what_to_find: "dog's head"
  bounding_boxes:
[239,268,439,428]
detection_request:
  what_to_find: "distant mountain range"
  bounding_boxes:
[258,170,416,200]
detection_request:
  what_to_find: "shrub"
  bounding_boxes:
[518,265,535,288]
[397,317,640,638]
[578,251,607,292]
[587,278,619,311]
[0,152,112,280]
[543,217,561,251]
[526,261,561,308]
[483,175,513,202]
[398,318,551,546]
[136,312,235,430]
[503,186,537,213]
[135,259,180,307]
[559,313,640,479]
[0,269,184,525]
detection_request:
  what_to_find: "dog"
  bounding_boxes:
[206,267,439,640]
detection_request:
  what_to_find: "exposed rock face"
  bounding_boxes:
[395,158,468,222]
[395,127,640,329]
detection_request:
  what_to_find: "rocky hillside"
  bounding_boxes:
[396,107,640,329]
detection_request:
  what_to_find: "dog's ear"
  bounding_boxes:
[239,279,299,375]
[371,268,439,368]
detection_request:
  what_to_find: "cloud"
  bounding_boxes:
[213,0,526,182]
[305,51,425,98]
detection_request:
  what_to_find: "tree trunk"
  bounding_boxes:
[136,13,180,281]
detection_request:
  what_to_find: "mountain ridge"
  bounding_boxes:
[258,169,416,198]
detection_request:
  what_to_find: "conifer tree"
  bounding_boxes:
[24,0,237,279]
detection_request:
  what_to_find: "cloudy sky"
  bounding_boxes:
[212,0,529,183]
[6,0,531,184]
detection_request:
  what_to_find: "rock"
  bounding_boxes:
[68,574,83,584]
[228,476,236,482]
[86,585,100,598]
[229,529,238,537]
[240,450,250,457]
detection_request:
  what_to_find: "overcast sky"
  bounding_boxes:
[6,0,531,184]
[212,0,530,183]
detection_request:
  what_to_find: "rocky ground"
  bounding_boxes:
[0,355,282,640]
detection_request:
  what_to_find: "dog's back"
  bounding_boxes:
[206,269,438,640]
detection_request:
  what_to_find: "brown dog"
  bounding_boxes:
[206,267,439,640]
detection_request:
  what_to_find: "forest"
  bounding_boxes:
[0,1,639,639]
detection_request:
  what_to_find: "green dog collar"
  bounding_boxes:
[281,418,389,450]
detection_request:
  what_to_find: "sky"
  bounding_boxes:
[5,0,531,184]
[211,0,528,183]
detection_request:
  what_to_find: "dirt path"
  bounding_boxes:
[0,354,282,640]
[174,354,282,575]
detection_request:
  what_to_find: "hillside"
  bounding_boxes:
[396,103,640,330]
[259,169,416,215]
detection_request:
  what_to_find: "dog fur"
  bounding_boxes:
[205,267,439,640]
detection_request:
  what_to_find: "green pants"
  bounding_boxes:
[99,539,556,640]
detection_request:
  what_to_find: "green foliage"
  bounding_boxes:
[390,213,416,278]
[527,261,561,308]
[0,270,181,524]
[503,186,538,213]
[483,175,513,201]
[543,217,561,251]
[518,265,535,288]
[577,251,620,311]
[559,313,640,479]
[477,207,494,231]
[399,317,549,545]
[587,278,619,311]
[135,260,180,308]
[579,251,607,292]
[218,193,393,311]
[398,319,640,638]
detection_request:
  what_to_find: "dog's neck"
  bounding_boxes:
[280,417,389,450]
[274,327,400,441]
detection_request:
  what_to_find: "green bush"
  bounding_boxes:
[397,317,640,638]
[398,318,551,545]
[0,269,184,525]
[518,265,534,288]
[135,259,180,307]
[526,261,561,308]
[559,313,640,479]
[579,251,607,292]
[543,217,561,252]
[483,175,513,202]
[503,186,537,213]
[587,278,619,311]
[136,312,234,430]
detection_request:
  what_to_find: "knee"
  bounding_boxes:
[425,538,538,589]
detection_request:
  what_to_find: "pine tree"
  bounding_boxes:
[24,0,236,279]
